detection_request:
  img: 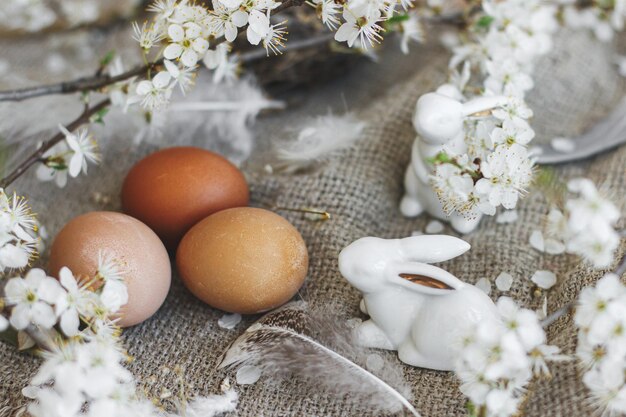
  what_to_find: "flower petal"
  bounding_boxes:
[168,24,185,42]
[164,43,183,60]
[60,309,80,337]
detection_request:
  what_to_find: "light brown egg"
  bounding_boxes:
[176,207,308,314]
[48,211,171,327]
[121,147,249,249]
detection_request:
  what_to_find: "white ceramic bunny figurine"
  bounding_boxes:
[338,234,499,371]
[400,86,509,233]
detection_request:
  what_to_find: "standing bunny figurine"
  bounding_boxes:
[400,86,509,233]
[338,235,498,371]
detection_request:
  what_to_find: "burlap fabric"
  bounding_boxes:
[1,26,625,416]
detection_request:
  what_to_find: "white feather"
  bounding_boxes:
[272,112,366,173]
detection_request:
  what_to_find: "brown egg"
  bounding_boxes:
[48,211,171,327]
[121,147,249,249]
[176,207,308,314]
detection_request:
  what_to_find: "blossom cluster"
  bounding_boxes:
[0,189,38,273]
[128,0,286,110]
[23,335,151,417]
[541,178,621,269]
[2,255,127,336]
[455,297,564,417]
[558,0,626,42]
[429,0,558,218]
[126,0,424,111]
[36,124,101,188]
[430,97,535,216]
[0,243,237,417]
[575,273,626,415]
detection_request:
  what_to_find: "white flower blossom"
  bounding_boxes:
[58,125,100,178]
[131,21,163,50]
[96,251,129,314]
[307,0,341,30]
[35,141,71,188]
[334,9,383,49]
[164,59,196,94]
[576,274,626,416]
[475,146,533,212]
[456,296,562,417]
[203,43,239,83]
[544,178,620,269]
[134,71,173,110]
[55,267,97,337]
[164,22,210,67]
[4,269,62,330]
[399,14,424,54]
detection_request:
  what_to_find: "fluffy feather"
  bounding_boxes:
[272,112,366,173]
[218,302,419,416]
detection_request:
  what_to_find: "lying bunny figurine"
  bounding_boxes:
[400,86,509,233]
[338,234,498,371]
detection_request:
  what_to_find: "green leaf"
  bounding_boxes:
[426,151,454,165]
[475,15,494,29]
[90,107,110,125]
[99,50,116,68]
[386,13,410,25]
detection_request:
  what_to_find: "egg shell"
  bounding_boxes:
[121,147,249,248]
[48,211,171,327]
[176,207,308,314]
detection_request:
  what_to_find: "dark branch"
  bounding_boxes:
[0,99,111,189]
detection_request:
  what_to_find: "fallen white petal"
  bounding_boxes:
[425,220,444,234]
[495,272,514,291]
[496,210,518,224]
[218,313,242,330]
[531,270,557,290]
[366,353,384,372]
[236,365,262,385]
[22,386,40,399]
[550,137,576,153]
[544,238,566,255]
[476,277,491,295]
[529,230,545,252]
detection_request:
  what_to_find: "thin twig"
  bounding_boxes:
[542,250,626,328]
[0,99,111,189]
[0,0,305,103]
[0,63,160,102]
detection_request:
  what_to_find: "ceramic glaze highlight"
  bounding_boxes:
[338,235,499,371]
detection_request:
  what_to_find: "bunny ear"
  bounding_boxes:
[399,235,470,264]
[461,96,509,116]
[386,261,465,295]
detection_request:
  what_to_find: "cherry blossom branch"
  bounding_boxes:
[0,0,306,103]
[0,98,111,189]
[0,63,160,102]
[541,250,626,328]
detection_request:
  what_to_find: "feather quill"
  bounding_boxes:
[272,112,366,173]
[218,302,419,416]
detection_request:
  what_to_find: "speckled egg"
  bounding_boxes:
[176,207,308,314]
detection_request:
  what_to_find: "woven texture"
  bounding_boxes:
[1,28,626,417]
